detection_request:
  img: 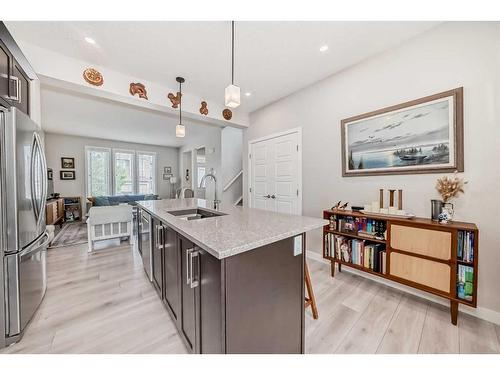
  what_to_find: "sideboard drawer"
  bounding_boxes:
[390,224,451,260]
[390,252,450,293]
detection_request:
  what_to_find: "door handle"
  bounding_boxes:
[271,195,276,199]
[190,250,200,289]
[262,194,271,198]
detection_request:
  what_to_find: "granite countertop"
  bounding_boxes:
[137,198,327,259]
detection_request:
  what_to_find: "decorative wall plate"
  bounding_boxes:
[222,108,232,120]
[129,82,148,99]
[200,101,208,115]
[168,92,182,108]
[83,68,104,86]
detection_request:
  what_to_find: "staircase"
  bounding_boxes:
[222,170,243,206]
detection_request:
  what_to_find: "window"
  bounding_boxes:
[86,147,111,197]
[137,152,156,194]
[86,146,157,197]
[113,150,135,195]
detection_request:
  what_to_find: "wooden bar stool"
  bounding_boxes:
[304,261,319,319]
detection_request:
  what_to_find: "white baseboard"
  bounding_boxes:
[306,251,500,326]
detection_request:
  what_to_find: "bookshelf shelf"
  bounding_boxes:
[323,208,479,325]
[325,229,386,244]
[334,258,388,278]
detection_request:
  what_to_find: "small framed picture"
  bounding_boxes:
[61,157,75,169]
[163,173,172,180]
[164,166,172,174]
[60,170,75,180]
[47,169,53,180]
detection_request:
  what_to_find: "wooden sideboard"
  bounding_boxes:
[46,198,64,227]
[323,209,478,325]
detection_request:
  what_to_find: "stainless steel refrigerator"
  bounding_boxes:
[1,107,49,348]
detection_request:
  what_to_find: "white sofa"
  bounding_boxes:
[86,205,134,252]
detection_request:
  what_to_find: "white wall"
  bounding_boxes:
[44,133,179,211]
[244,23,500,315]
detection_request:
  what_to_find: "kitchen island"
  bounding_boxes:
[136,198,326,354]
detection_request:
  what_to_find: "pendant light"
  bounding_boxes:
[225,21,240,108]
[175,76,186,138]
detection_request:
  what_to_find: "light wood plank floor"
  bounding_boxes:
[1,242,499,354]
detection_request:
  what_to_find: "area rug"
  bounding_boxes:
[49,222,88,248]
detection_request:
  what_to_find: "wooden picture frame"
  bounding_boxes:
[60,170,75,180]
[341,87,464,177]
[61,157,75,169]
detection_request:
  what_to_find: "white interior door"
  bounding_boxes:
[250,130,301,215]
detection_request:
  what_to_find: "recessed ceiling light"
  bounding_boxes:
[245,92,252,97]
[84,37,96,45]
[319,45,329,52]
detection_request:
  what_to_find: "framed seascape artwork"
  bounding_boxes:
[341,87,464,177]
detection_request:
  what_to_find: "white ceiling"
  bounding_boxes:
[41,86,221,147]
[7,21,439,112]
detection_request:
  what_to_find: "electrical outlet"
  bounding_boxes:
[294,235,302,256]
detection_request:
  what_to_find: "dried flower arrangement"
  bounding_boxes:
[436,171,468,203]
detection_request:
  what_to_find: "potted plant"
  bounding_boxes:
[434,171,467,223]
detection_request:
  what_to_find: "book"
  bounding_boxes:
[457,264,474,301]
[457,230,475,263]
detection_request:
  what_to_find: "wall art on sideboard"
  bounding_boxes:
[83,68,104,86]
[222,108,232,120]
[61,157,75,169]
[129,83,148,99]
[60,170,75,180]
[341,87,464,177]
[199,101,208,115]
[168,92,182,108]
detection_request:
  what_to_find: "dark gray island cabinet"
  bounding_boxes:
[137,199,326,354]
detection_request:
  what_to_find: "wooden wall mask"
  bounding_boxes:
[83,68,104,86]
[168,92,182,108]
[129,83,148,99]
[222,108,233,120]
[199,101,208,115]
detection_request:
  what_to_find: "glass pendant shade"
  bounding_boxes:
[225,84,240,108]
[176,123,185,138]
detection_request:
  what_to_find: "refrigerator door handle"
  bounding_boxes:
[34,133,48,220]
[18,231,50,258]
[29,133,39,222]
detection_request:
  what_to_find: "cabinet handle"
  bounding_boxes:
[271,194,276,199]
[262,194,271,198]
[186,248,194,285]
[160,226,165,249]
[190,250,200,289]
[155,225,162,249]
[9,75,20,103]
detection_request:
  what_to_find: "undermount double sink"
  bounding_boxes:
[169,208,226,221]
